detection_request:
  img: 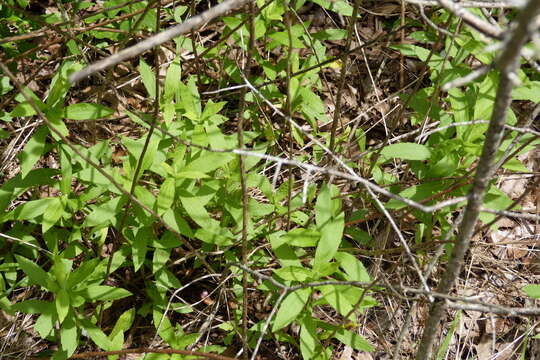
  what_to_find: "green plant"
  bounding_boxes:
[1,0,540,359]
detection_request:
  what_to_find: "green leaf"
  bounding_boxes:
[4,197,53,221]
[335,252,371,282]
[153,310,176,346]
[56,288,70,324]
[84,196,127,227]
[35,311,55,339]
[380,143,431,161]
[513,81,540,102]
[280,228,320,247]
[66,258,101,290]
[12,300,53,314]
[314,184,344,271]
[10,102,36,117]
[109,308,135,342]
[178,77,201,121]
[299,316,326,360]
[182,151,234,175]
[132,226,151,272]
[436,311,461,359]
[60,314,78,357]
[63,103,114,120]
[0,76,13,96]
[47,61,81,107]
[59,146,73,195]
[523,284,540,299]
[140,58,156,98]
[19,125,49,177]
[156,177,175,215]
[78,285,132,301]
[334,328,374,352]
[164,56,181,100]
[274,266,312,282]
[80,319,112,350]
[272,288,311,332]
[42,196,65,233]
[312,29,348,41]
[318,285,372,318]
[308,0,353,16]
[15,255,57,292]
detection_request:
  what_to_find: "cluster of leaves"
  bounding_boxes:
[1,0,539,359]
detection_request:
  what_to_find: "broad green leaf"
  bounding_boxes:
[473,72,498,122]
[315,184,341,227]
[314,184,344,271]
[153,310,176,346]
[132,226,151,272]
[274,266,312,282]
[122,135,160,177]
[19,125,48,177]
[312,29,348,41]
[47,61,82,107]
[152,247,170,274]
[280,228,320,247]
[179,80,200,121]
[80,319,112,350]
[63,103,114,120]
[182,151,234,175]
[110,308,135,340]
[156,177,175,215]
[83,196,126,227]
[436,311,461,360]
[59,146,73,195]
[480,186,514,225]
[155,268,181,290]
[10,102,37,117]
[272,288,311,332]
[513,81,540,102]
[60,314,78,357]
[334,328,374,352]
[522,284,540,298]
[109,308,136,350]
[308,0,353,16]
[42,196,64,233]
[335,252,371,283]
[164,56,181,100]
[3,197,53,222]
[299,316,326,360]
[66,258,101,289]
[314,212,344,272]
[55,288,70,324]
[15,255,57,292]
[78,285,132,301]
[51,256,71,287]
[162,208,193,237]
[140,58,156,98]
[318,285,372,318]
[35,311,55,339]
[12,300,53,314]
[46,106,70,138]
[380,143,431,161]
[0,76,13,95]
[386,181,453,210]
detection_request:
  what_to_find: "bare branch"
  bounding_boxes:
[69,0,254,83]
[416,0,540,357]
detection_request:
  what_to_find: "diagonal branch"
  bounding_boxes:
[69,0,255,83]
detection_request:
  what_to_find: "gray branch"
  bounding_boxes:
[415,0,540,358]
[69,0,254,84]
